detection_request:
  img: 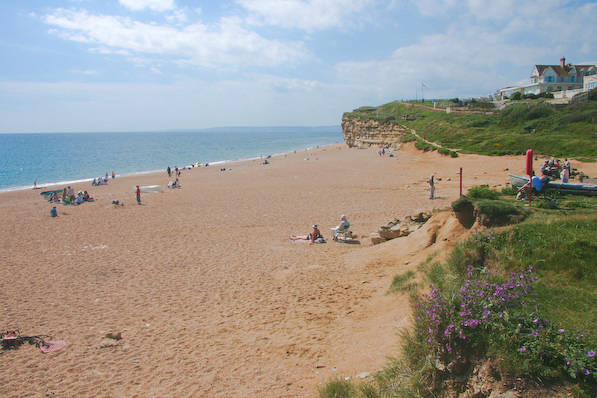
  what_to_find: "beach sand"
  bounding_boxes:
[1,144,595,397]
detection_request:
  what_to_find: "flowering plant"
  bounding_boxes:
[415,265,596,381]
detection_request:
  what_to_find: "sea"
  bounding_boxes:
[0,126,343,192]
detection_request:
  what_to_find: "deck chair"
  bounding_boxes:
[331,223,352,241]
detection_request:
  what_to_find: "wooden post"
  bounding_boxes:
[459,168,463,197]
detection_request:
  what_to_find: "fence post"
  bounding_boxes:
[459,168,463,197]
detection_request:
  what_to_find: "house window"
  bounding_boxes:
[571,76,575,82]
[547,76,553,82]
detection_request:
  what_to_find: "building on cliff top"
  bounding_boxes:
[498,57,596,100]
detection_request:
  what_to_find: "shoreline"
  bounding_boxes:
[0,142,340,193]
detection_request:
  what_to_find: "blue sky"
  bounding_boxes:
[1,0,596,133]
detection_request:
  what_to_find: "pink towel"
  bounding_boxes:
[39,340,67,353]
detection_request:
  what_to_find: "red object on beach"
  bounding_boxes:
[39,340,67,354]
[526,149,533,203]
[525,149,533,176]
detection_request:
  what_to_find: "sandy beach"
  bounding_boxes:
[2,143,595,397]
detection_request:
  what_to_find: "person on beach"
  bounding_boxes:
[290,224,324,244]
[561,164,570,183]
[167,166,171,177]
[33,179,38,190]
[136,185,141,205]
[428,174,435,199]
[516,173,549,200]
[112,171,115,179]
[50,206,57,217]
[331,215,350,241]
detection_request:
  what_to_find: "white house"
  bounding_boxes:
[585,74,597,91]
[499,57,596,99]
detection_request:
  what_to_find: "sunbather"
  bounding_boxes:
[290,224,325,243]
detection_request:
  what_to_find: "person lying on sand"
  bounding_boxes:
[290,224,325,244]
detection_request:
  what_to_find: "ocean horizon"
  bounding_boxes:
[0,126,342,192]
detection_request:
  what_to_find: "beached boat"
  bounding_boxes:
[134,185,162,193]
[508,174,597,196]
[40,190,62,196]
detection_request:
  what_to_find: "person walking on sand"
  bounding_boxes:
[136,185,141,205]
[428,174,435,199]
[167,166,171,177]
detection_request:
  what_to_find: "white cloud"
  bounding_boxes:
[43,9,307,68]
[335,25,544,98]
[165,9,187,24]
[118,0,175,12]
[237,0,372,31]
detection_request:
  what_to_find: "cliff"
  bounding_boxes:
[341,114,409,148]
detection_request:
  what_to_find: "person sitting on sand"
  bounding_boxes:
[50,206,57,217]
[331,215,350,241]
[83,191,90,201]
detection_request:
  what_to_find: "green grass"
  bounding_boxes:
[467,185,499,200]
[343,99,597,159]
[388,270,415,293]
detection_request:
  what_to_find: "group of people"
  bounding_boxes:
[540,158,571,182]
[517,158,572,201]
[49,186,93,216]
[48,186,92,205]
[92,176,109,186]
[290,215,351,244]
[167,178,181,189]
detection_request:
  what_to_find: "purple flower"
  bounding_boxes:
[446,344,452,352]
[583,369,590,376]
[588,350,595,358]
[558,329,565,333]
[566,361,571,366]
[519,346,526,352]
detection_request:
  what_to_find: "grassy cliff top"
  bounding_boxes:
[343,97,597,160]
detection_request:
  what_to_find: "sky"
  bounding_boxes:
[0,0,596,133]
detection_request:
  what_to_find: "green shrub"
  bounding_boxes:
[451,196,473,213]
[415,140,435,152]
[511,91,522,100]
[501,186,518,195]
[467,185,499,200]
[389,270,415,293]
[319,379,354,398]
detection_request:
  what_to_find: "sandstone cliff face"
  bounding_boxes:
[341,115,409,147]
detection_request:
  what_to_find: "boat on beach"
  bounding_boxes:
[508,174,597,196]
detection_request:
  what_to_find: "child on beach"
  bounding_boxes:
[50,206,57,217]
[136,185,141,205]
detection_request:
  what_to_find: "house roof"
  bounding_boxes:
[534,64,596,77]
